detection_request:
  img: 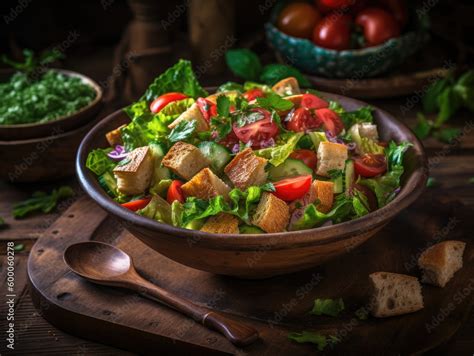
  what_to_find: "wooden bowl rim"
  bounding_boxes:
[0,68,103,131]
[77,92,428,250]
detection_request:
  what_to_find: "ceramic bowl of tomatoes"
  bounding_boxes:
[265,0,429,78]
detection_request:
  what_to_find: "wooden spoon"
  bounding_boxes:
[63,241,259,347]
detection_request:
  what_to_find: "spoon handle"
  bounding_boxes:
[132,277,259,347]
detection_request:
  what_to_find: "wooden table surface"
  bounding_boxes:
[1,95,473,354]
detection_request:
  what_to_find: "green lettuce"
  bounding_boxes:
[86,148,116,176]
[288,331,340,351]
[217,81,244,93]
[255,132,303,166]
[181,195,227,226]
[310,298,345,317]
[339,106,374,128]
[137,195,172,224]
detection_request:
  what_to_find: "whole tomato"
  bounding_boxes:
[312,14,352,50]
[379,0,408,29]
[315,0,353,11]
[277,3,321,39]
[355,8,400,47]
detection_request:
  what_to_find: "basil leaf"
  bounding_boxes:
[168,120,197,143]
[435,86,461,127]
[413,113,432,140]
[256,93,294,111]
[225,49,262,81]
[422,77,450,114]
[216,95,231,117]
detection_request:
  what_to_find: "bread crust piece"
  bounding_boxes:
[224,148,268,190]
[252,192,290,233]
[418,240,466,287]
[272,77,300,96]
[105,124,126,147]
[113,146,154,195]
[369,272,424,318]
[168,102,209,132]
[162,142,209,180]
[200,213,239,234]
[313,180,334,213]
[181,168,231,200]
[316,141,348,177]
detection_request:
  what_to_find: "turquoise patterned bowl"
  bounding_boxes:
[265,3,429,78]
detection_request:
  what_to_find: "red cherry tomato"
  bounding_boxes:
[312,14,352,50]
[196,97,218,122]
[379,0,408,28]
[277,3,321,39]
[273,175,313,201]
[121,198,151,211]
[290,149,318,169]
[243,88,265,102]
[300,93,329,109]
[167,180,185,204]
[218,129,240,149]
[286,108,322,132]
[315,108,344,136]
[354,154,387,177]
[355,8,401,47]
[233,108,279,148]
[317,0,353,10]
[150,92,187,114]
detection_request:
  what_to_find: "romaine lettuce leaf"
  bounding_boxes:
[255,132,304,166]
[181,195,227,226]
[86,148,116,176]
[137,195,172,224]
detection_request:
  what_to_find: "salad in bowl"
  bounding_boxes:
[86,60,412,234]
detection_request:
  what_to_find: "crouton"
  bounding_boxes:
[162,142,209,180]
[314,180,334,213]
[272,77,300,96]
[113,146,154,195]
[316,141,348,177]
[350,122,379,141]
[418,240,466,287]
[224,148,268,190]
[181,168,231,200]
[106,124,126,147]
[252,192,290,233]
[200,213,239,234]
[168,102,209,132]
[369,272,424,318]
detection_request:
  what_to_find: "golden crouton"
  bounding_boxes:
[105,124,126,147]
[168,102,209,132]
[313,180,334,213]
[181,168,231,200]
[252,192,290,233]
[272,77,300,96]
[200,213,239,234]
[316,141,348,177]
[162,142,209,180]
[224,148,268,190]
[113,146,154,195]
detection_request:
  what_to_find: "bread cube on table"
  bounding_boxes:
[224,148,268,190]
[316,141,348,177]
[272,77,300,96]
[113,146,154,195]
[181,168,231,200]
[418,240,466,287]
[162,142,210,180]
[168,102,209,132]
[369,272,424,318]
[252,192,290,233]
[200,213,239,234]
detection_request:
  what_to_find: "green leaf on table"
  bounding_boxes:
[310,298,345,317]
[422,77,450,114]
[453,70,474,112]
[14,244,24,252]
[288,331,340,351]
[168,120,197,143]
[434,127,461,144]
[426,177,437,187]
[12,186,75,219]
[434,87,461,127]
[259,63,310,87]
[413,113,432,139]
[225,49,262,81]
[468,177,474,184]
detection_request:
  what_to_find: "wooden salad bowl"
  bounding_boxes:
[0,69,103,141]
[77,92,428,279]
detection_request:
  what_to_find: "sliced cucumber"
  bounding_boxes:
[344,160,355,195]
[332,175,343,194]
[149,143,171,182]
[268,158,313,181]
[185,218,205,230]
[98,171,118,197]
[198,141,231,172]
[239,225,264,234]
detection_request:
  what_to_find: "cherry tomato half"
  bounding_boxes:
[286,107,322,132]
[233,108,279,148]
[150,92,187,114]
[167,180,185,204]
[315,108,344,136]
[196,97,217,122]
[301,93,329,109]
[354,154,387,177]
[273,175,313,201]
[290,149,318,170]
[312,14,352,50]
[355,8,400,47]
[277,3,321,39]
[243,88,265,102]
[121,198,151,211]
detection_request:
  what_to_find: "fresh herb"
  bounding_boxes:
[259,63,310,87]
[235,110,264,128]
[216,95,231,117]
[328,169,344,180]
[256,93,294,111]
[426,177,437,187]
[310,298,345,317]
[168,120,197,143]
[288,331,340,351]
[216,81,244,93]
[260,182,276,192]
[12,186,75,218]
[210,116,232,141]
[413,113,433,140]
[14,244,25,252]
[433,127,461,143]
[2,48,63,76]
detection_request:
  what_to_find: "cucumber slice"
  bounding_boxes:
[332,175,343,194]
[239,225,264,234]
[344,160,355,195]
[198,141,231,172]
[268,158,313,181]
[98,171,118,197]
[149,143,171,182]
[185,218,205,230]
